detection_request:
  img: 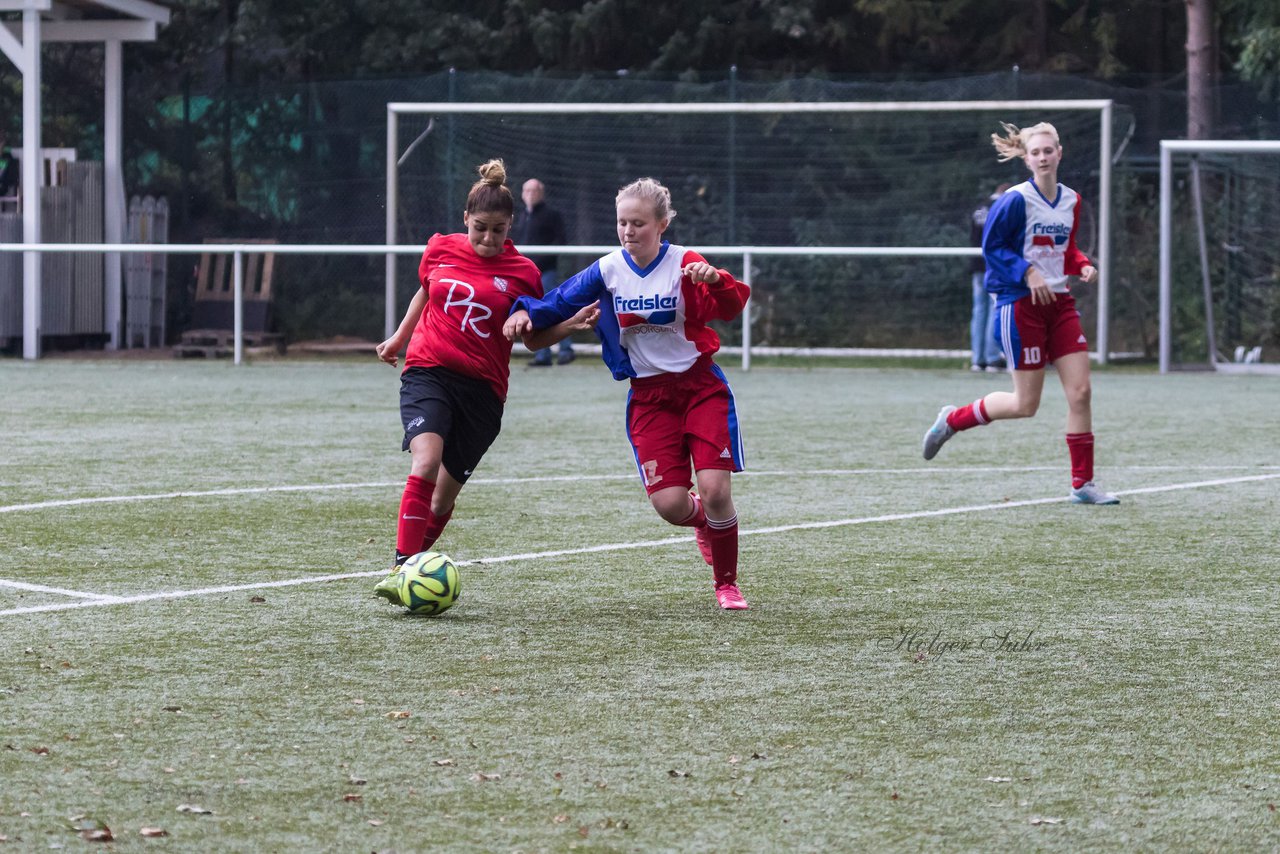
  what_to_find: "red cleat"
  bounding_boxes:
[714,583,749,610]
[694,524,714,566]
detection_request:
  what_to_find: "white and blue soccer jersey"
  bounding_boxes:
[982,181,1091,307]
[511,242,750,380]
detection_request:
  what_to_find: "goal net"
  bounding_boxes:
[387,101,1116,361]
[1159,141,1280,373]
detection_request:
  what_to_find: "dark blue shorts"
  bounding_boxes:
[399,366,503,483]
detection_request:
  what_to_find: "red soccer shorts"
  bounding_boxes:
[625,360,745,495]
[996,291,1089,370]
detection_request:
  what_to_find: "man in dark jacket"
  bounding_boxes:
[513,178,574,365]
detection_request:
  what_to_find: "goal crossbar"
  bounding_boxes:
[386,99,1114,367]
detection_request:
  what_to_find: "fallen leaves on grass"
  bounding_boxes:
[342,793,362,803]
[471,772,501,782]
[984,776,1012,783]
[29,746,49,755]
[1029,817,1063,826]
[385,711,411,720]
[348,775,367,786]
[432,759,454,767]
[667,769,691,779]
[175,804,214,815]
[249,596,266,603]
[139,827,168,838]
[367,819,384,827]
[162,706,182,713]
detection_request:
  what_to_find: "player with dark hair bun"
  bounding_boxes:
[373,159,595,605]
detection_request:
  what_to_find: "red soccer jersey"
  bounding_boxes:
[404,233,542,401]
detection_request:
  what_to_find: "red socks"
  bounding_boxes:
[395,475,435,562]
[422,506,453,552]
[1066,432,1095,488]
[673,495,736,585]
[946,398,990,432]
[704,515,739,587]
[674,493,707,528]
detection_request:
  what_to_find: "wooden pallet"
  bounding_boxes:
[174,328,285,358]
[177,239,282,358]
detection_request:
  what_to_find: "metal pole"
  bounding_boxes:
[1096,101,1112,364]
[20,8,41,361]
[233,249,243,365]
[741,251,752,372]
[1189,157,1218,364]
[103,39,125,350]
[728,66,737,245]
[1158,143,1172,373]
[385,108,397,339]
[445,68,456,220]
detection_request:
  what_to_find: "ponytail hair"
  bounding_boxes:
[616,177,677,222]
[991,121,1060,163]
[465,159,515,217]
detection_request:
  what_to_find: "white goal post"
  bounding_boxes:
[1158,139,1280,374]
[386,99,1115,367]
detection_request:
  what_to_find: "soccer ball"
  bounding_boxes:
[396,551,461,616]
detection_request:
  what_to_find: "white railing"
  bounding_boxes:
[1,241,984,367]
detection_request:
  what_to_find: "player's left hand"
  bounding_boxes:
[683,261,723,284]
[1080,265,1098,284]
[503,311,534,342]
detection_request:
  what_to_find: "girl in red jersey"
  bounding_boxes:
[503,178,753,610]
[922,122,1119,505]
[373,159,596,603]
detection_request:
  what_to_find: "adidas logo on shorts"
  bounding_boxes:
[720,448,731,459]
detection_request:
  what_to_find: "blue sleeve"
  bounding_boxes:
[981,192,1029,287]
[510,261,608,328]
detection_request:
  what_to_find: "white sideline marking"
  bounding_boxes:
[0,579,118,600]
[1,472,1276,618]
[2,465,1276,515]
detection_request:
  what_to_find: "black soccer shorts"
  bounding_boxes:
[398,366,503,483]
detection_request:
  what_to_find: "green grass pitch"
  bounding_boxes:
[1,357,1278,851]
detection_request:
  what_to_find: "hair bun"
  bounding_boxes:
[477,158,507,186]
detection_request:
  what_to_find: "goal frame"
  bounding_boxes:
[387,99,1115,366]
[1158,139,1280,374]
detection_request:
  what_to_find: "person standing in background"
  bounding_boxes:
[969,183,1010,372]
[513,178,575,366]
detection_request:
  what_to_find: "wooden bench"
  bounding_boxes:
[176,239,284,357]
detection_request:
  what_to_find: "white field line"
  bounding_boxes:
[1,472,1276,619]
[0,579,118,600]
[2,464,1277,515]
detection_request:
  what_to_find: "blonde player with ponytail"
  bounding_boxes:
[922,123,1119,505]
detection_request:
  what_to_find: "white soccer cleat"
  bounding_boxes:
[1070,482,1120,505]
[922,405,957,461]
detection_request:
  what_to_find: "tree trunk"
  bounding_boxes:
[1185,0,1214,139]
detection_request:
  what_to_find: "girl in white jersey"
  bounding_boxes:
[922,122,1119,505]
[504,178,753,609]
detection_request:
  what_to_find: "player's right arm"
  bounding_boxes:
[981,191,1050,303]
[377,285,428,368]
[506,301,601,349]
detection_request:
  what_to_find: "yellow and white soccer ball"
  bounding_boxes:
[396,551,461,616]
